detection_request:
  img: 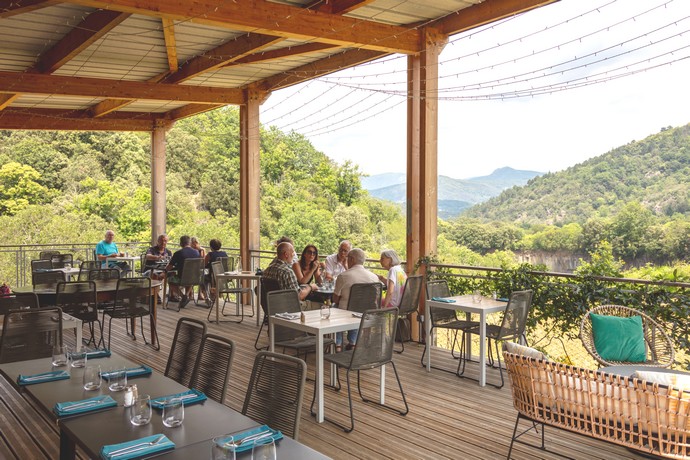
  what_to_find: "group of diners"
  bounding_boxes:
[263,237,408,352]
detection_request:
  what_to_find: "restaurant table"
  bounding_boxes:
[306,286,333,304]
[214,271,262,326]
[155,434,330,459]
[0,312,82,348]
[269,308,385,423]
[424,295,509,387]
[105,255,139,277]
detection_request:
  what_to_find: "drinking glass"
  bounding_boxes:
[251,437,276,460]
[320,304,331,320]
[51,345,69,367]
[70,346,87,368]
[108,367,127,392]
[162,397,184,427]
[211,435,237,460]
[83,364,101,391]
[130,394,152,426]
[471,289,482,304]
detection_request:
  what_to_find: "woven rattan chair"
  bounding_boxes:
[164,317,206,387]
[457,290,533,388]
[78,260,101,281]
[189,333,235,404]
[254,277,281,350]
[102,277,158,350]
[421,279,479,371]
[580,304,675,368]
[242,351,307,440]
[394,274,423,353]
[51,253,73,269]
[0,307,63,363]
[56,281,103,348]
[347,282,382,313]
[313,307,408,432]
[0,292,39,315]
[206,260,253,323]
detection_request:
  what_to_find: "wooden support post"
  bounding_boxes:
[151,120,173,244]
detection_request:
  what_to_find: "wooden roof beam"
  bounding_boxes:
[163,103,225,121]
[0,108,157,131]
[314,0,376,15]
[0,0,58,18]
[67,0,422,54]
[0,71,243,104]
[161,18,178,73]
[230,42,340,66]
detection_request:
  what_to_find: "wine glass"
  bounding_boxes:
[251,437,276,460]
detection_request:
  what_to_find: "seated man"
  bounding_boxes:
[333,248,379,351]
[164,235,200,307]
[263,242,317,301]
[95,230,129,273]
[323,240,351,281]
[143,234,171,280]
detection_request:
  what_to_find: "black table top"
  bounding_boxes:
[156,436,330,459]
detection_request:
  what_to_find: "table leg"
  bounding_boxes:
[150,287,158,347]
[75,319,82,347]
[162,277,168,309]
[59,428,76,460]
[380,365,386,404]
[268,320,275,352]
[478,312,486,387]
[215,285,220,323]
[465,312,473,361]
[316,333,324,423]
[256,278,262,327]
[425,308,431,371]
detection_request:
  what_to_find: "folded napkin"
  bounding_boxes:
[431,297,456,303]
[18,370,70,386]
[100,434,175,460]
[497,297,509,302]
[217,425,283,453]
[149,389,207,409]
[86,349,111,359]
[275,312,300,320]
[54,395,117,417]
[101,365,152,380]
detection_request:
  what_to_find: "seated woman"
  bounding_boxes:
[191,237,207,300]
[378,249,407,307]
[293,245,323,285]
[204,239,228,301]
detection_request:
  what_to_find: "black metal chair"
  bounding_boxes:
[421,280,479,372]
[31,259,53,271]
[313,307,408,432]
[88,268,120,281]
[189,333,235,404]
[101,277,159,350]
[56,281,103,348]
[78,260,101,281]
[206,260,253,323]
[167,258,204,311]
[242,351,307,440]
[254,277,281,350]
[0,293,39,317]
[0,307,63,363]
[164,317,206,387]
[38,250,60,260]
[51,253,73,269]
[457,290,534,388]
[394,275,423,353]
[32,269,66,286]
[347,282,382,313]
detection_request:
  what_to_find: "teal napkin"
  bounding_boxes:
[101,365,152,380]
[18,370,70,386]
[497,297,509,302]
[54,395,117,417]
[431,297,456,303]
[149,389,207,409]
[100,434,174,460]
[217,425,283,453]
[86,349,111,359]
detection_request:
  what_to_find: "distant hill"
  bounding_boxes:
[363,167,542,219]
[465,124,690,224]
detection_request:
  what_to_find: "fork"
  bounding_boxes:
[108,434,166,457]
[225,430,272,448]
[61,397,107,411]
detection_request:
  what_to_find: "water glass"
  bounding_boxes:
[130,394,152,426]
[83,364,101,391]
[162,397,184,427]
[108,367,127,392]
[320,304,331,320]
[471,290,482,304]
[51,345,69,367]
[211,435,237,460]
[251,437,276,460]
[70,346,87,368]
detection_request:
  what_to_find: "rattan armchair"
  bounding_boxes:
[580,304,675,368]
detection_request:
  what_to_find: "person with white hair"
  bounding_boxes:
[95,229,129,272]
[378,249,407,308]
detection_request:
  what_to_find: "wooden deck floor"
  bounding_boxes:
[1,301,651,460]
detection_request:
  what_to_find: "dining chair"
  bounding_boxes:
[242,351,307,440]
[32,269,66,286]
[189,333,235,404]
[254,276,281,350]
[167,258,204,311]
[38,250,60,260]
[56,280,103,348]
[313,307,408,432]
[102,277,159,351]
[51,253,73,269]
[421,279,479,371]
[457,289,534,388]
[88,268,120,281]
[31,259,53,271]
[78,260,101,281]
[347,282,382,313]
[164,317,206,387]
[0,307,63,363]
[0,292,39,315]
[394,275,423,353]
[206,260,253,323]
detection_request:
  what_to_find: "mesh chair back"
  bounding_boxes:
[39,250,59,260]
[0,307,63,363]
[0,293,39,315]
[397,275,423,316]
[189,334,234,404]
[347,282,382,313]
[349,307,399,370]
[51,253,73,269]
[242,351,307,440]
[495,290,533,341]
[426,280,458,325]
[31,259,53,271]
[260,277,281,317]
[177,258,204,286]
[78,260,101,280]
[108,277,152,319]
[211,261,230,292]
[32,270,66,286]
[164,317,206,386]
[267,290,303,342]
[88,269,120,281]
[56,281,98,321]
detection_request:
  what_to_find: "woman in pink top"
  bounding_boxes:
[378,249,407,307]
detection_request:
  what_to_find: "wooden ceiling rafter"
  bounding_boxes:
[229,42,341,66]
[0,0,58,18]
[161,18,179,73]
[312,0,377,15]
[0,107,158,130]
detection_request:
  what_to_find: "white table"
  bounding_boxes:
[269,308,385,423]
[424,295,508,386]
[61,313,83,346]
[214,272,262,325]
[103,256,138,277]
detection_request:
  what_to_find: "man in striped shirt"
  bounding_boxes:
[263,242,317,301]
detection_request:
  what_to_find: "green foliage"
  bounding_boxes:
[0,162,55,215]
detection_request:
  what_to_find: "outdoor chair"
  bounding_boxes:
[88,268,120,281]
[166,257,204,311]
[39,250,60,260]
[457,290,533,388]
[56,281,103,348]
[0,293,39,316]
[189,333,235,404]
[102,277,159,351]
[313,307,408,432]
[32,269,66,286]
[31,259,53,271]
[242,351,307,440]
[78,260,101,281]
[164,317,206,387]
[394,275,423,353]
[254,277,281,350]
[580,304,674,368]
[206,260,253,323]
[421,279,479,371]
[0,307,63,363]
[347,282,382,313]
[51,253,73,269]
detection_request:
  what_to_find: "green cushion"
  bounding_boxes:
[590,313,646,363]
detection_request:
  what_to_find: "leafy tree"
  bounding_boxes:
[0,162,55,215]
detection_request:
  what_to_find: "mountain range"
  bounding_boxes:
[362,167,542,219]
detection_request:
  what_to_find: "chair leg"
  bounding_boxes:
[357,363,409,416]
[253,319,267,350]
[507,413,520,459]
[456,331,468,376]
[395,318,407,354]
